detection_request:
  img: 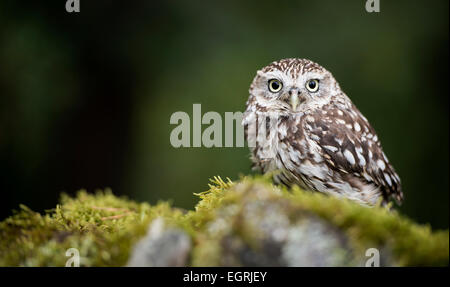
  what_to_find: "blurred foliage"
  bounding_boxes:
[0,0,448,229]
[0,176,447,266]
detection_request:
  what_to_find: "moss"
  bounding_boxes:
[0,189,184,266]
[0,177,448,266]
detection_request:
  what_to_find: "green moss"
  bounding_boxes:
[0,189,184,266]
[0,177,448,266]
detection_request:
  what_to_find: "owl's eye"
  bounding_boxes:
[268,79,283,93]
[306,79,319,92]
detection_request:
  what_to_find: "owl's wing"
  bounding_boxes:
[305,104,403,204]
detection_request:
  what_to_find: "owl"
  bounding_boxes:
[242,58,402,206]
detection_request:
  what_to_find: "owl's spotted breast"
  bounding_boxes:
[243,58,403,206]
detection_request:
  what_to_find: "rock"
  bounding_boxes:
[0,176,448,266]
[194,181,355,266]
[127,218,191,267]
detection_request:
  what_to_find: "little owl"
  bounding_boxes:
[242,58,402,206]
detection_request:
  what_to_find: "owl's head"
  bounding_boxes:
[249,58,341,114]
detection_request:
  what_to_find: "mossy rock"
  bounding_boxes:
[0,176,448,266]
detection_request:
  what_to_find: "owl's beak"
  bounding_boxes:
[290,93,299,111]
[286,87,304,111]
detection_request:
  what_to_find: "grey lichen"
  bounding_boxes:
[127,218,191,267]
[282,218,351,267]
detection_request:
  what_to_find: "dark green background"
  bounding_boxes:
[0,1,448,229]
